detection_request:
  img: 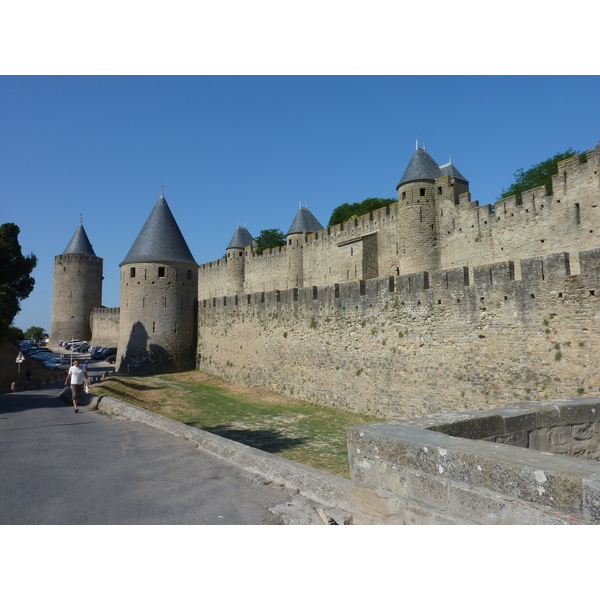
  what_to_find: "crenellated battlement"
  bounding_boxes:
[200,247,600,320]
[197,142,600,302]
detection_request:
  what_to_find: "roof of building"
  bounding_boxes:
[439,161,469,184]
[62,222,96,256]
[396,145,469,189]
[227,226,255,249]
[287,205,324,235]
[120,193,197,266]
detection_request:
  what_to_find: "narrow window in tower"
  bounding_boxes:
[350,247,353,256]
[576,203,581,225]
[142,297,145,308]
[164,297,167,308]
[174,322,178,334]
[158,267,165,277]
[420,207,423,223]
[130,267,136,278]
[152,322,156,333]
[420,188,425,197]
[437,187,442,195]
[402,191,406,199]
[187,269,192,279]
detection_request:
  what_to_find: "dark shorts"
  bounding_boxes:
[71,383,84,401]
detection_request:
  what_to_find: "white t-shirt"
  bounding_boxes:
[68,365,87,385]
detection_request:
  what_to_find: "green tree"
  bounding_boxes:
[328,197,396,227]
[24,326,47,340]
[499,149,581,201]
[7,325,25,340]
[0,223,37,337]
[254,228,286,253]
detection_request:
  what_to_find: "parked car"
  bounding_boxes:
[72,344,89,353]
[106,355,116,363]
[91,350,106,360]
[103,347,117,358]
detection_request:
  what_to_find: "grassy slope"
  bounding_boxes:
[92,371,378,478]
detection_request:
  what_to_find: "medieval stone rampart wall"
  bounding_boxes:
[90,307,120,347]
[198,247,600,419]
[196,145,600,300]
[436,151,600,276]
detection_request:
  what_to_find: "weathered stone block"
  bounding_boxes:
[404,503,436,525]
[348,423,462,476]
[408,471,448,510]
[448,483,511,524]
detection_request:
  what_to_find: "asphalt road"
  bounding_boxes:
[0,381,301,525]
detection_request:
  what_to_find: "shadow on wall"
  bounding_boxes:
[119,321,175,375]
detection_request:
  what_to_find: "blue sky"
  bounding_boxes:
[3,75,600,333]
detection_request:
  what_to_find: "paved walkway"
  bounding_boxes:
[0,380,312,525]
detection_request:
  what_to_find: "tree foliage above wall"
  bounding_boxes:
[499,148,582,201]
[328,197,396,227]
[254,228,287,253]
[0,223,37,338]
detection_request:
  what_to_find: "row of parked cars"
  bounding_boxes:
[19,340,118,370]
[19,341,71,371]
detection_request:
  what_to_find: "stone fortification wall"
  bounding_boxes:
[436,150,600,276]
[196,144,600,299]
[198,247,600,420]
[90,307,120,347]
[347,399,600,524]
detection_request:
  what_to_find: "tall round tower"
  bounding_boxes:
[396,143,441,274]
[226,225,254,295]
[117,191,198,374]
[49,221,103,344]
[286,204,323,289]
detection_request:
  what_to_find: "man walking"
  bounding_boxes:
[65,359,89,413]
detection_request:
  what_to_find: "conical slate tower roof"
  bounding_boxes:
[62,222,96,256]
[439,160,469,184]
[227,226,255,249]
[396,147,442,189]
[287,205,324,235]
[120,193,197,266]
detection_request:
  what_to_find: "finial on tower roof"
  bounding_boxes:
[160,185,164,199]
[416,138,419,150]
[424,142,426,151]
[449,155,452,164]
[80,214,82,224]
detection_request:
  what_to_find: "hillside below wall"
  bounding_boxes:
[197,248,600,420]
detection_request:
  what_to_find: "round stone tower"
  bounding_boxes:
[117,191,198,374]
[49,221,103,344]
[226,225,254,295]
[396,143,441,274]
[286,204,324,289]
